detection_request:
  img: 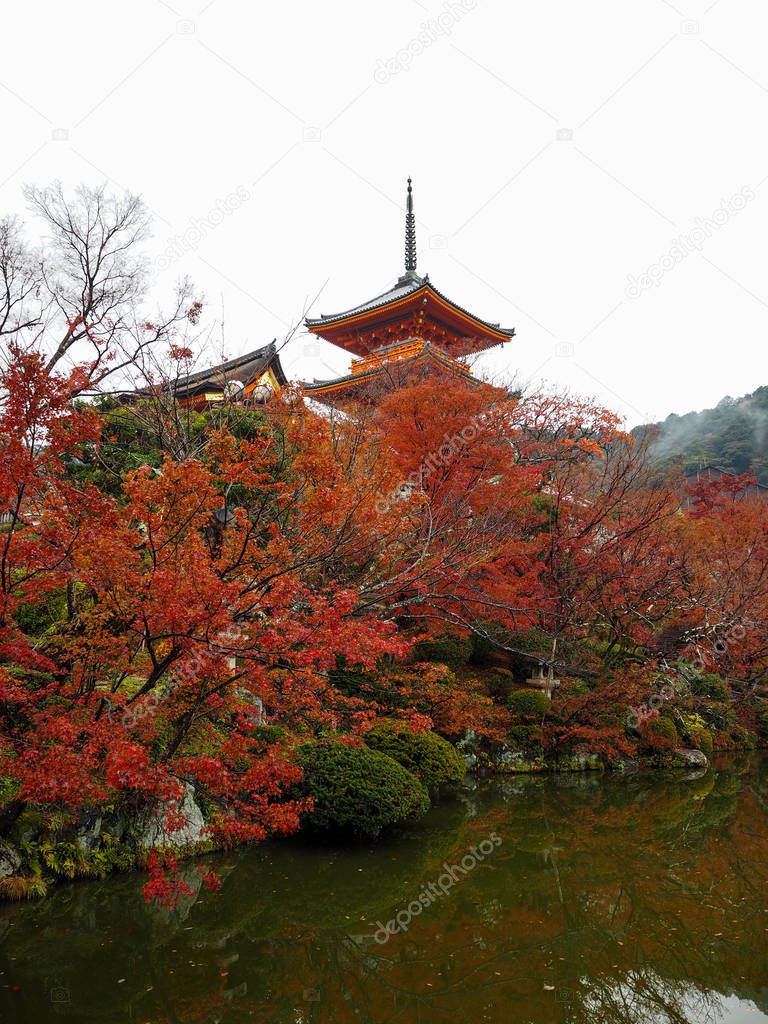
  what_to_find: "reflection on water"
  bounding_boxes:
[1,756,768,1023]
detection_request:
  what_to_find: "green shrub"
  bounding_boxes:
[365,722,465,791]
[729,724,756,749]
[250,724,287,746]
[637,713,679,754]
[698,700,736,732]
[557,678,591,697]
[6,666,56,689]
[17,834,136,883]
[485,668,516,701]
[412,634,472,669]
[507,688,550,718]
[12,589,68,637]
[469,633,495,665]
[679,714,714,755]
[90,837,135,877]
[296,742,429,838]
[688,671,729,701]
[507,723,540,752]
[0,774,19,809]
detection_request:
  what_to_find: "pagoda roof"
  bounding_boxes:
[307,273,424,323]
[305,180,514,357]
[302,341,477,406]
[303,274,514,346]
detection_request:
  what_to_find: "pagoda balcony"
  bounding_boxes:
[350,338,468,377]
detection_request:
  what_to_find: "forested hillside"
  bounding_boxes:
[635,386,768,483]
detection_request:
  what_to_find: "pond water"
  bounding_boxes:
[1,756,767,1023]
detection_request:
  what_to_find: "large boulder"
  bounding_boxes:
[132,782,207,850]
[456,730,480,769]
[0,839,21,879]
[558,753,603,772]
[74,808,103,853]
[494,746,532,772]
[672,747,709,769]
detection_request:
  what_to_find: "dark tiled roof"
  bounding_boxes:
[167,342,287,398]
[306,276,515,339]
[306,275,424,325]
[684,465,768,492]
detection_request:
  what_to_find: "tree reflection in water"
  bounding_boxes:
[1,756,767,1024]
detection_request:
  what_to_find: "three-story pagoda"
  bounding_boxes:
[302,179,515,406]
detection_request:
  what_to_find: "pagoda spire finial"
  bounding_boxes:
[404,176,417,274]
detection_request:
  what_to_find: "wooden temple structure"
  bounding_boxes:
[148,341,287,409]
[136,180,514,410]
[302,179,515,406]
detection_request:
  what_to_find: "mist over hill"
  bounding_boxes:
[634,386,768,484]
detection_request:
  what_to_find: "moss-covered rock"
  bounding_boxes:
[689,726,714,756]
[671,748,709,769]
[0,839,21,879]
[651,714,679,746]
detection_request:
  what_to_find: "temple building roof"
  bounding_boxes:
[134,341,287,406]
[305,274,515,357]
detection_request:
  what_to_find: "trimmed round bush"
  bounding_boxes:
[296,742,429,838]
[365,722,466,791]
[508,688,550,718]
[412,633,472,669]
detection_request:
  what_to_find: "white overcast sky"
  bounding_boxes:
[2,0,767,426]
